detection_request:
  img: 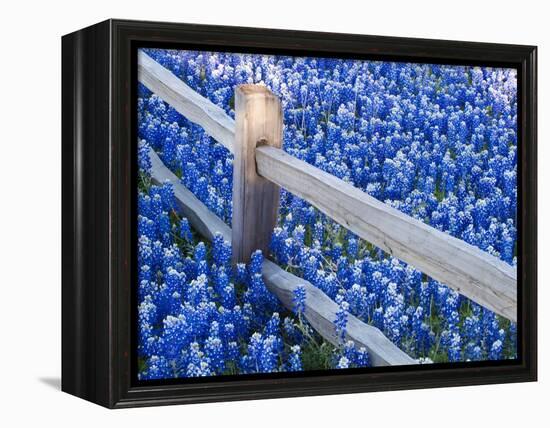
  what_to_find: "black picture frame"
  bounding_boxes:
[62,19,537,408]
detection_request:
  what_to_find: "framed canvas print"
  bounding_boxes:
[62,19,537,408]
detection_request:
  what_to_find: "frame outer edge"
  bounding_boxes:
[61,20,114,409]
[525,45,537,381]
[72,19,538,408]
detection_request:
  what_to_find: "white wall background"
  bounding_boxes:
[0,0,546,425]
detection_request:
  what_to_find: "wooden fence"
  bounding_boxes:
[148,146,414,366]
[138,51,518,364]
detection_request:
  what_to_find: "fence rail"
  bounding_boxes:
[138,51,517,323]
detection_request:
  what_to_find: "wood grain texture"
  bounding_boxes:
[138,51,235,154]
[149,147,412,366]
[231,85,283,264]
[256,145,517,322]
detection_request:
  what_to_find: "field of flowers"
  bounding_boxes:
[137,47,518,380]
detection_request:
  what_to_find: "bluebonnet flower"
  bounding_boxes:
[187,275,209,306]
[220,283,236,309]
[157,212,172,246]
[162,314,190,358]
[259,335,280,373]
[303,255,319,282]
[356,346,370,367]
[331,243,343,261]
[179,218,193,242]
[313,221,324,244]
[143,355,172,380]
[150,193,163,219]
[242,332,269,373]
[205,322,225,373]
[265,312,280,337]
[343,340,357,363]
[293,225,306,245]
[447,332,462,362]
[334,296,350,342]
[292,285,306,316]
[158,182,175,211]
[317,271,338,300]
[194,242,209,277]
[283,316,303,345]
[288,345,303,371]
[372,306,384,332]
[138,216,156,241]
[194,242,207,264]
[347,238,358,260]
[234,263,247,284]
[214,267,229,295]
[465,343,483,361]
[336,356,350,369]
[138,139,152,173]
[185,342,213,377]
[383,305,403,345]
[346,283,367,318]
[488,339,503,360]
[249,250,263,275]
[212,232,231,267]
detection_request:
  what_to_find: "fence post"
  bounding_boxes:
[232,84,283,264]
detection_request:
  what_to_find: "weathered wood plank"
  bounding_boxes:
[256,145,517,322]
[232,85,283,264]
[138,51,235,154]
[148,148,413,366]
